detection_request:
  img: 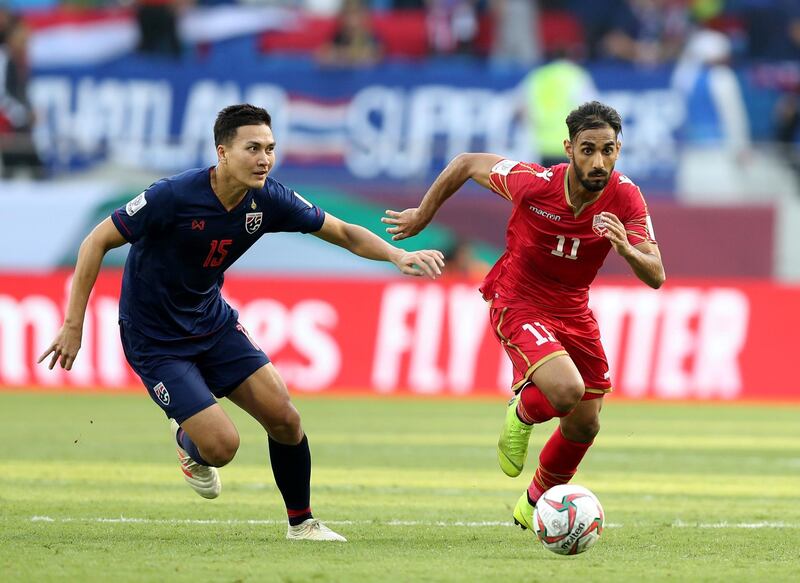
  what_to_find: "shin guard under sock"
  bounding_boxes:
[268,434,313,526]
[528,428,593,503]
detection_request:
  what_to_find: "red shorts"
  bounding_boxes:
[489,305,612,399]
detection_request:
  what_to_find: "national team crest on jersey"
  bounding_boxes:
[245,212,263,234]
[153,382,170,405]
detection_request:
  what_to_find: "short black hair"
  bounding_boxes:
[214,104,272,146]
[566,101,622,141]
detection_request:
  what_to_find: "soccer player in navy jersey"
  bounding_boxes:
[38,103,445,542]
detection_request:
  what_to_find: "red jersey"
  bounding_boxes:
[481,160,656,316]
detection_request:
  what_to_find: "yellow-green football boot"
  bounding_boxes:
[497,394,533,477]
[512,491,535,531]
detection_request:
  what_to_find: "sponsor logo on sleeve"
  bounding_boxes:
[245,212,263,234]
[125,192,147,216]
[153,382,170,405]
[491,159,518,176]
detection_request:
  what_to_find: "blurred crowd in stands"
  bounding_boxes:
[0,5,43,177]
[1,0,799,64]
[1,0,800,178]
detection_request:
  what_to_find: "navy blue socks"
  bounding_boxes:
[268,434,313,526]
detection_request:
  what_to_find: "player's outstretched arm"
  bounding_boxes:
[382,153,503,241]
[598,211,666,289]
[37,218,127,370]
[312,213,444,279]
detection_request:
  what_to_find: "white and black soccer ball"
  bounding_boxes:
[532,484,604,555]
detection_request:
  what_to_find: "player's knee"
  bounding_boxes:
[549,380,585,414]
[561,415,600,443]
[267,406,303,444]
[203,430,240,467]
[569,418,600,442]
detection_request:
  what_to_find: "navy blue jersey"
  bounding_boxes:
[111,167,325,340]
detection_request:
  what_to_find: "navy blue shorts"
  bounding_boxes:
[120,318,270,423]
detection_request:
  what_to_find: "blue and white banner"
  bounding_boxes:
[31,58,742,193]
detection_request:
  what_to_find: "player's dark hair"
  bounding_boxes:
[566,101,622,141]
[214,104,272,146]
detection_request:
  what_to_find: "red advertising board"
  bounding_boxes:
[1,272,797,401]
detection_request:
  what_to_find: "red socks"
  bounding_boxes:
[528,428,593,503]
[517,384,564,424]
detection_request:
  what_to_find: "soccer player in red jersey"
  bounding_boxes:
[382,101,665,529]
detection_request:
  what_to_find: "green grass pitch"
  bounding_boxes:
[1,392,798,582]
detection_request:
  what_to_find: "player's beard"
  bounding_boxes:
[577,164,613,192]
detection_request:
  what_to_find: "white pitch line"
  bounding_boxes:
[671,520,800,529]
[29,516,614,528]
[29,516,799,529]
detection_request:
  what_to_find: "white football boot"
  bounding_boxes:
[170,419,221,499]
[286,519,347,542]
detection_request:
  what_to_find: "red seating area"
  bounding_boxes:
[258,10,585,59]
[21,6,132,30]
[15,5,750,62]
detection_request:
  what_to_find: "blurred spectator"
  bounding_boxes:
[775,93,800,175]
[760,1,800,175]
[520,55,597,166]
[673,29,751,161]
[426,0,479,56]
[573,0,690,65]
[0,7,44,179]
[568,0,623,60]
[603,0,690,65]
[443,239,490,280]
[135,0,184,58]
[688,0,724,23]
[317,0,382,66]
[489,0,541,66]
[737,0,800,60]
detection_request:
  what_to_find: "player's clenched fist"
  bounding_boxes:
[382,208,431,241]
[38,325,82,370]
[392,249,445,279]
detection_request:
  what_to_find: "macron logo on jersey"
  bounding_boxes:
[126,192,147,216]
[619,175,633,185]
[534,169,554,182]
[529,204,561,222]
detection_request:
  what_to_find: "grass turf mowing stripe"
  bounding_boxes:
[29,516,800,529]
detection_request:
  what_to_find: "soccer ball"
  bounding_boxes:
[532,484,604,555]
